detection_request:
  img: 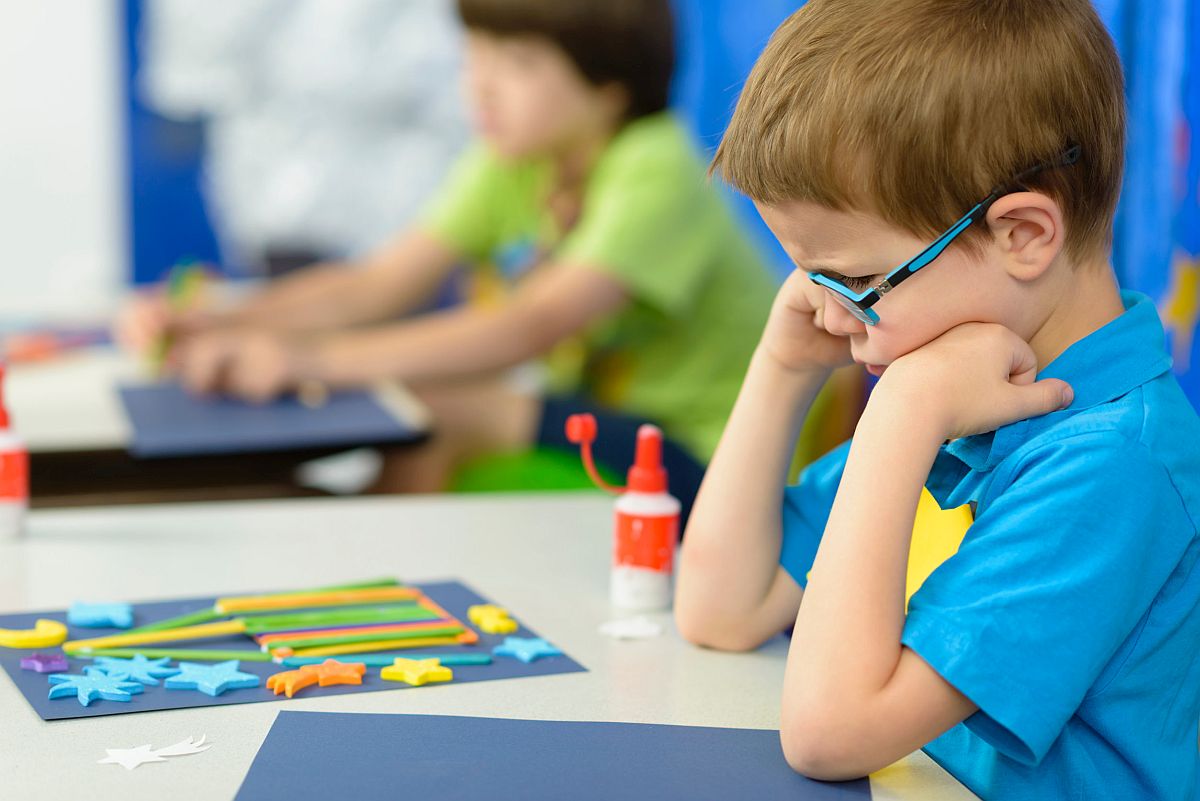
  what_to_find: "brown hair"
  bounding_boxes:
[456,0,675,122]
[711,0,1127,261]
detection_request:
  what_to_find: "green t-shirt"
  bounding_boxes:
[421,112,776,461]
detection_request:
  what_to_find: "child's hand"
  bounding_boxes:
[759,271,854,373]
[113,292,221,356]
[177,329,308,404]
[879,322,1073,439]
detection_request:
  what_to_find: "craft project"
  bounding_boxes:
[98,735,210,771]
[0,619,67,649]
[19,653,68,673]
[164,661,261,697]
[67,602,134,629]
[119,382,422,458]
[492,637,563,664]
[468,604,519,634]
[48,668,144,706]
[380,658,452,687]
[233,713,872,801]
[93,655,180,685]
[0,580,583,721]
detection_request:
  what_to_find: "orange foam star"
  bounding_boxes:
[300,659,366,687]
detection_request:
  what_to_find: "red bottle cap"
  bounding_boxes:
[0,365,10,429]
[626,424,667,493]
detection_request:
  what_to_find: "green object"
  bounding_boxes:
[74,647,273,663]
[421,111,776,461]
[450,447,620,493]
[125,578,404,635]
[242,604,435,635]
[266,625,464,651]
[280,653,493,668]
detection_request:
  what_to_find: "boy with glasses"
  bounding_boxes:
[675,1,1200,798]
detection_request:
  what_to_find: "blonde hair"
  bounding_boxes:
[712,0,1126,261]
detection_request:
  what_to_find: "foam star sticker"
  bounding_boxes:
[266,669,319,699]
[93,655,181,685]
[301,659,366,687]
[492,636,563,664]
[67,602,134,629]
[163,660,261,697]
[98,735,211,771]
[48,667,145,706]
[467,604,519,634]
[380,657,453,686]
[19,652,69,673]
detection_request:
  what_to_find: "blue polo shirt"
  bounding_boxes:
[779,292,1200,801]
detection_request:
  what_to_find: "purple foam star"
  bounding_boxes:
[20,653,69,673]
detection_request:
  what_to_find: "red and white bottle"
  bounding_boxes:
[0,366,26,540]
[566,414,681,611]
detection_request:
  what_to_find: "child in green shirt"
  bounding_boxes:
[118,0,776,512]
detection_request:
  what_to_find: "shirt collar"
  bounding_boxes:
[945,291,1173,472]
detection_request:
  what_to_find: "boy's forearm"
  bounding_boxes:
[784,383,943,710]
[676,348,829,644]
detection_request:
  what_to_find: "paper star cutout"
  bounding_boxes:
[598,617,663,640]
[97,743,164,771]
[492,637,563,663]
[20,652,69,673]
[468,604,519,634]
[48,667,145,706]
[163,660,261,696]
[67,602,134,629]
[93,655,181,685]
[380,657,453,686]
[98,735,211,771]
[266,669,319,698]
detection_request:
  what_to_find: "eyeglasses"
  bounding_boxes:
[808,144,1083,326]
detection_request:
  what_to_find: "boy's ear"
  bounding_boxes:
[985,192,1066,282]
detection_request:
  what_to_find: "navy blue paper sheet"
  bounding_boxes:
[0,581,584,721]
[119,382,423,457]
[235,711,873,800]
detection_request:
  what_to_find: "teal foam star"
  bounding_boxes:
[492,636,563,663]
[48,667,145,706]
[163,660,261,696]
[93,655,181,685]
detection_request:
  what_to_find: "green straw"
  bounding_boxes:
[280,653,492,668]
[264,625,464,651]
[74,647,274,663]
[242,604,435,635]
[125,578,403,635]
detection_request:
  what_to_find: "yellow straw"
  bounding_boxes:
[63,619,246,653]
[216,587,419,614]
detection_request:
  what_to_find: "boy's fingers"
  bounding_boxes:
[1008,378,1073,420]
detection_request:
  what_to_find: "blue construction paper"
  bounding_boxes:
[235,712,872,801]
[0,581,584,721]
[118,382,423,458]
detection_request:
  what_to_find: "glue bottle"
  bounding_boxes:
[566,414,681,611]
[0,366,27,541]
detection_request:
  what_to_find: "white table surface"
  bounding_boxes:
[0,492,978,801]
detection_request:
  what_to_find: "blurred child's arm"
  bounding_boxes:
[178,260,630,400]
[780,323,1072,780]
[676,273,853,651]
[230,229,461,334]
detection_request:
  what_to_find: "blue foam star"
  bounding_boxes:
[48,667,145,706]
[67,602,134,629]
[491,636,563,663]
[93,655,181,685]
[163,660,261,697]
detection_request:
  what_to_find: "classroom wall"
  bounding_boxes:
[0,0,125,320]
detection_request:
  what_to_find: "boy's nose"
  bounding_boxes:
[820,292,868,336]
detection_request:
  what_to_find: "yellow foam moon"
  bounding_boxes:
[0,619,68,649]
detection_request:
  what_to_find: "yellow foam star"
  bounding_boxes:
[380,658,453,687]
[467,604,519,634]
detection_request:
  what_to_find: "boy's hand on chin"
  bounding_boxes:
[760,270,855,374]
[875,322,1074,440]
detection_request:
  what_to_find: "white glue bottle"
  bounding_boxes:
[566,413,681,611]
[0,366,26,540]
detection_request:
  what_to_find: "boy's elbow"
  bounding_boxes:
[674,603,770,653]
[781,705,883,781]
